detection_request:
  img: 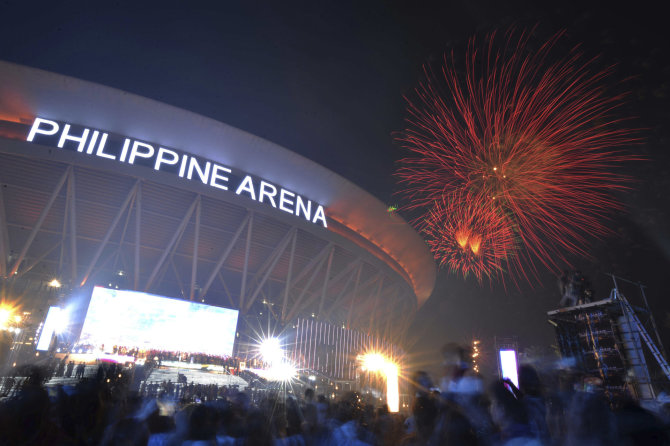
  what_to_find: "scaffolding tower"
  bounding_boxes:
[547,275,669,401]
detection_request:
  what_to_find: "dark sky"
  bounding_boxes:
[1,0,669,375]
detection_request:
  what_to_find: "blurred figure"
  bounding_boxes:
[489,380,541,445]
[430,402,479,446]
[411,371,434,398]
[331,391,370,445]
[439,343,492,442]
[614,398,668,446]
[518,365,550,443]
[182,404,218,445]
[564,391,617,446]
[439,343,470,393]
[101,418,150,446]
[401,393,438,445]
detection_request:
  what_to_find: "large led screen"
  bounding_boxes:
[78,286,238,357]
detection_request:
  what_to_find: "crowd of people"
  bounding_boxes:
[71,345,245,371]
[140,381,243,403]
[1,342,669,445]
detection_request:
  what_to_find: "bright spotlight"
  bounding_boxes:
[360,352,387,372]
[48,278,62,288]
[359,352,400,413]
[0,308,10,327]
[268,361,297,382]
[54,309,69,334]
[259,337,283,364]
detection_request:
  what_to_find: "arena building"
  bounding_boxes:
[0,60,436,360]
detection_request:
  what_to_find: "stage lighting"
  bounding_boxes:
[54,309,69,334]
[268,360,297,382]
[48,278,62,288]
[359,352,400,413]
[0,307,10,327]
[360,353,387,372]
[259,337,283,364]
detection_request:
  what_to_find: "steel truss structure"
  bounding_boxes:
[0,152,416,341]
[548,276,670,401]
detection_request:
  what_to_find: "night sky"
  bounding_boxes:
[1,0,668,376]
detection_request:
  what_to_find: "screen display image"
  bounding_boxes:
[499,349,519,388]
[78,287,239,357]
[37,306,62,351]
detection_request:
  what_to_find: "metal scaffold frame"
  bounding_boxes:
[548,274,670,401]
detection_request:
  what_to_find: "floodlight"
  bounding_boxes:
[48,278,62,288]
[259,337,283,364]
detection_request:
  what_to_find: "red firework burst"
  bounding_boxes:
[397,28,639,280]
[422,192,516,281]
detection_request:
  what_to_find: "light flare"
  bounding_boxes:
[358,352,401,413]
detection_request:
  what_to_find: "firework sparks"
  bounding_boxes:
[397,28,638,280]
[422,192,516,281]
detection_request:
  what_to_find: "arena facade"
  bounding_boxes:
[0,61,436,354]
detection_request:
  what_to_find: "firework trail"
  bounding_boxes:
[397,28,638,281]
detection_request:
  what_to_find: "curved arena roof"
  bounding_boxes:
[0,61,435,337]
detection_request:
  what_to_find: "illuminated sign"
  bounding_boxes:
[26,118,327,227]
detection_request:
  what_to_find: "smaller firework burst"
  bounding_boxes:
[421,192,517,281]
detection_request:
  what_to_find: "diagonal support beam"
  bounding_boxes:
[244,227,296,313]
[353,282,396,333]
[154,210,191,290]
[296,248,336,317]
[372,286,400,337]
[201,213,251,298]
[281,230,298,322]
[134,182,142,290]
[289,242,333,293]
[218,272,236,308]
[322,260,362,320]
[350,293,381,330]
[340,272,383,313]
[145,195,198,291]
[0,185,9,278]
[68,170,77,283]
[289,242,332,287]
[347,270,377,328]
[58,180,70,274]
[368,276,384,334]
[286,245,333,322]
[89,247,121,286]
[238,212,254,311]
[316,248,335,316]
[190,196,202,300]
[14,240,61,279]
[9,167,70,277]
[171,258,186,298]
[80,180,139,287]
